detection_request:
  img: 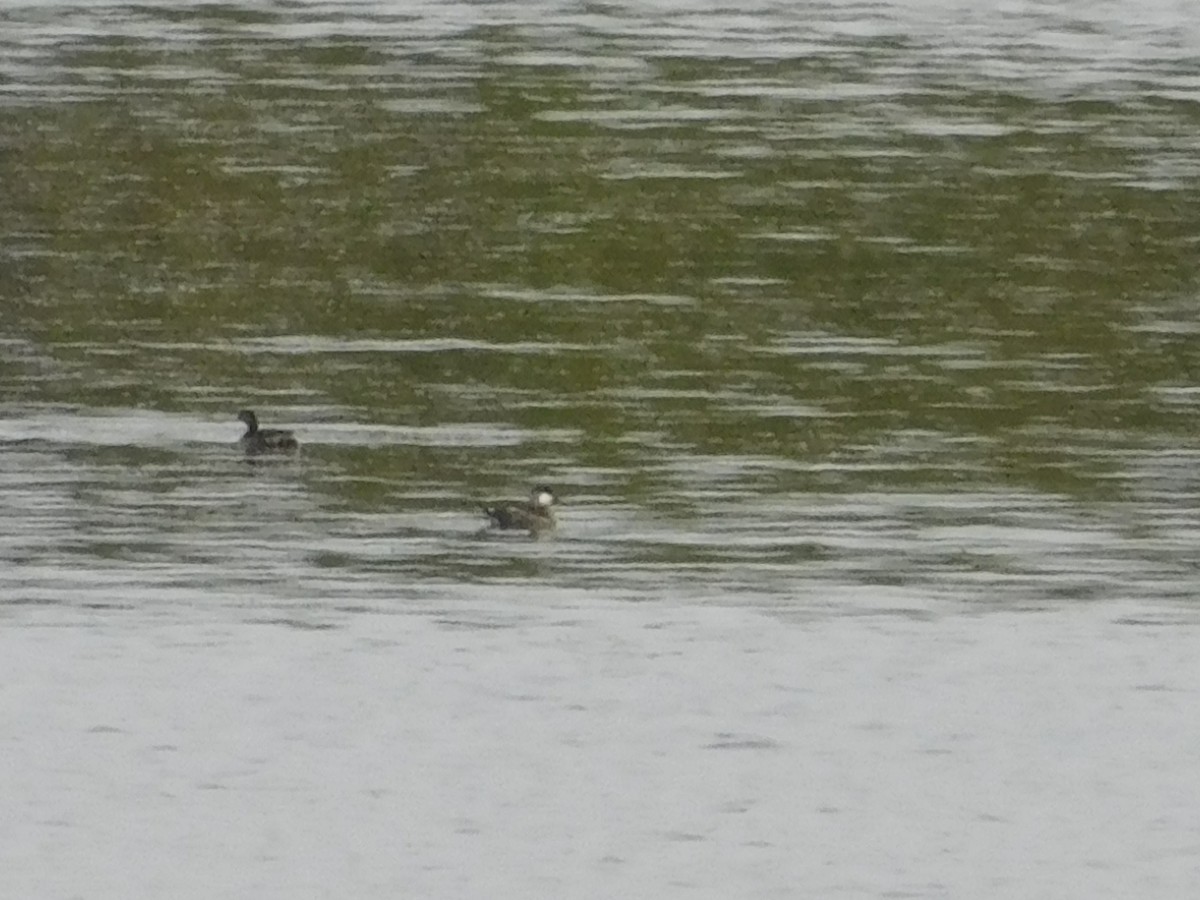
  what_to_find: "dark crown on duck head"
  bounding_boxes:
[532,485,556,507]
[237,410,259,431]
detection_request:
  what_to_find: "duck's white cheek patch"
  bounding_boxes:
[536,492,554,507]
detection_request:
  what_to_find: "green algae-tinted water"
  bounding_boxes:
[2,1,1199,607]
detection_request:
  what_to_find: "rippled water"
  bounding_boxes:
[3,0,1200,896]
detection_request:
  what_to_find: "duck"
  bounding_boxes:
[481,485,557,534]
[237,409,299,456]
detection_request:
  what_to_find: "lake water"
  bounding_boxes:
[3,0,1200,896]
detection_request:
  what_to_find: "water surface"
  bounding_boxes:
[2,0,1200,895]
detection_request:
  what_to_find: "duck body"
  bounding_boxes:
[237,409,299,456]
[481,485,557,534]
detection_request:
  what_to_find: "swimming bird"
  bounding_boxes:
[237,409,299,456]
[481,485,557,534]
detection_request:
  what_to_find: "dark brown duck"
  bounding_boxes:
[237,409,299,456]
[481,485,557,534]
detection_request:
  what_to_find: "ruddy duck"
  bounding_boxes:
[237,409,299,456]
[481,485,557,534]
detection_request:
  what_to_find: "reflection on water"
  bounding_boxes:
[2,0,1200,613]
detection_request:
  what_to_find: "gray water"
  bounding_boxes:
[3,0,1200,896]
